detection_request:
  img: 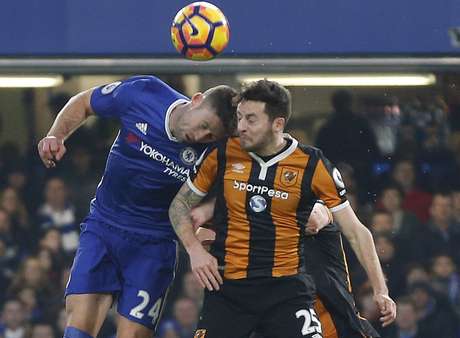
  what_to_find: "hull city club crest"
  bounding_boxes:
[280,167,299,187]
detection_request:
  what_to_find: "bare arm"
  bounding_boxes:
[169,184,223,290]
[333,204,396,326]
[48,89,95,140]
[190,197,216,230]
[169,184,206,251]
[38,89,95,168]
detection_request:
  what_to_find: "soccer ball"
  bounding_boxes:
[171,2,230,61]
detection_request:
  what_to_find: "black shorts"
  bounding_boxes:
[315,296,379,338]
[194,274,323,338]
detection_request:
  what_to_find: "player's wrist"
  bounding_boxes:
[184,238,205,255]
[373,289,389,297]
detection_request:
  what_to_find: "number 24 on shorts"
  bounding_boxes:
[296,308,322,336]
[129,290,162,324]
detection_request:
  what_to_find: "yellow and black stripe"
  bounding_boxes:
[188,137,347,280]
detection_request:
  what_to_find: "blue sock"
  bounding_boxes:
[63,327,94,338]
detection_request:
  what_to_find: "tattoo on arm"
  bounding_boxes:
[169,184,204,237]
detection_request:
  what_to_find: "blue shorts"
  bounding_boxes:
[65,218,177,330]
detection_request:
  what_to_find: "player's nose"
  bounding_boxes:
[237,120,247,133]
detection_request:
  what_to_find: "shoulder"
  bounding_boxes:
[296,143,323,158]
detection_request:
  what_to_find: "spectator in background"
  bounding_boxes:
[420,193,460,264]
[391,159,432,222]
[38,228,63,257]
[408,282,459,338]
[0,188,29,248]
[386,297,429,338]
[0,209,20,273]
[378,184,422,263]
[180,271,203,309]
[36,177,78,253]
[452,187,460,224]
[55,308,66,338]
[316,90,380,193]
[370,210,394,235]
[29,322,56,338]
[0,299,27,338]
[7,257,50,303]
[430,254,460,316]
[158,298,199,338]
[364,95,401,158]
[4,168,31,213]
[62,145,99,222]
[356,287,381,331]
[405,264,430,290]
[394,120,421,161]
[15,288,41,323]
[379,184,420,237]
[374,234,406,298]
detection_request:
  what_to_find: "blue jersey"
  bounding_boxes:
[88,76,207,239]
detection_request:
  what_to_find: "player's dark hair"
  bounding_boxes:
[239,79,292,124]
[203,85,238,136]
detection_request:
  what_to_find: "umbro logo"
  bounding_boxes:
[136,122,148,135]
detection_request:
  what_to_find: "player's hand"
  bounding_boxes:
[374,293,396,327]
[38,136,66,168]
[189,243,223,291]
[305,202,332,234]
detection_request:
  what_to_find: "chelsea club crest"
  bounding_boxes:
[180,147,198,165]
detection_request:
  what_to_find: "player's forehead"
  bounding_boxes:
[237,100,266,116]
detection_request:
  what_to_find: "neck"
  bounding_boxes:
[256,134,286,157]
[169,101,188,138]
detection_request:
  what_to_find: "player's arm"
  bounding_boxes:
[169,184,223,291]
[38,89,95,168]
[311,153,396,326]
[333,205,396,326]
[190,197,216,229]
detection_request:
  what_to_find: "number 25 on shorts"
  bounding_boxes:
[296,308,322,337]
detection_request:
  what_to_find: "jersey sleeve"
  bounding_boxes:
[311,151,349,212]
[186,146,219,197]
[90,77,146,118]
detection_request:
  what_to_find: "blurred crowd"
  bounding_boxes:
[0,89,459,338]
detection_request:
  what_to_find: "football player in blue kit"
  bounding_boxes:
[37,75,238,338]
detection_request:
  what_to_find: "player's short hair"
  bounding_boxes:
[203,85,238,136]
[239,79,292,124]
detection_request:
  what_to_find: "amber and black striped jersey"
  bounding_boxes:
[187,135,349,280]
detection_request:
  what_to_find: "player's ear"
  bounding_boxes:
[191,92,204,107]
[272,117,286,132]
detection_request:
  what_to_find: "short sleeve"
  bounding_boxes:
[311,152,348,212]
[186,146,219,197]
[90,79,139,118]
